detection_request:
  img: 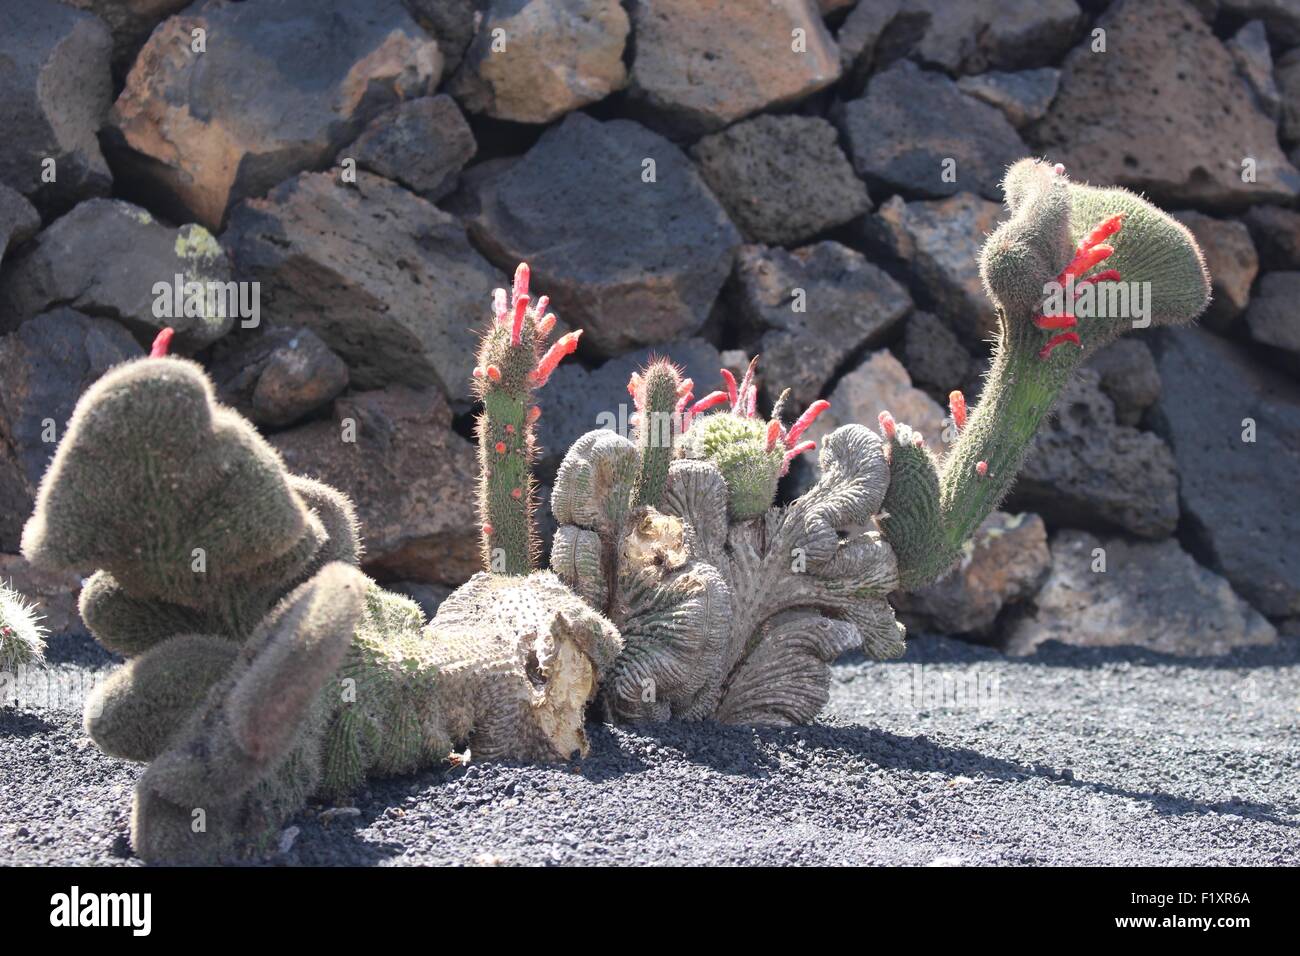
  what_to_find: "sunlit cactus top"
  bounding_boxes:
[679,357,830,520]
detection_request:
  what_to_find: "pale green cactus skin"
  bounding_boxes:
[879,159,1211,590]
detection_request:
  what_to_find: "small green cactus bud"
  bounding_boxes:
[473,263,580,576]
[678,357,829,520]
[0,581,46,674]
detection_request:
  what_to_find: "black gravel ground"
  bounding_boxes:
[3,632,1297,866]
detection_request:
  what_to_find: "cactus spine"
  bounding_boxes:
[0,581,46,675]
[473,263,580,575]
[878,159,1210,590]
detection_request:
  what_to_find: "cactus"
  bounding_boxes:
[0,581,46,675]
[877,159,1210,590]
[552,357,902,725]
[23,295,619,863]
[473,263,580,574]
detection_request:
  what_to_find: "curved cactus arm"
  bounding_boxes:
[880,159,1210,590]
[131,562,367,863]
[473,263,580,576]
[84,633,239,761]
[660,459,729,564]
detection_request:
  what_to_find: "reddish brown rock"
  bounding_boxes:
[1030,0,1300,208]
[450,0,629,123]
[894,512,1050,635]
[626,0,840,136]
[1172,211,1259,329]
[108,0,442,228]
[271,387,480,586]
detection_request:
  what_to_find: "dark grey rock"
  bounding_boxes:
[108,0,442,229]
[61,0,190,75]
[728,242,912,409]
[0,0,113,216]
[0,199,233,350]
[1149,326,1300,617]
[838,62,1029,201]
[210,327,350,429]
[223,171,504,403]
[0,308,140,550]
[1005,529,1277,656]
[956,68,1060,128]
[464,114,741,357]
[1241,204,1300,270]
[0,186,40,269]
[1086,339,1161,427]
[899,310,973,404]
[691,115,871,247]
[1277,47,1300,144]
[401,0,478,73]
[270,386,480,586]
[863,192,1006,342]
[338,96,476,202]
[1243,272,1300,361]
[1220,0,1300,45]
[1228,20,1281,120]
[890,0,1081,75]
[1009,369,1180,539]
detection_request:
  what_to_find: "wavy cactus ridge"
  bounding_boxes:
[880,158,1211,590]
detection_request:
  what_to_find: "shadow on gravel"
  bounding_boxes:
[0,709,57,737]
[574,719,1297,828]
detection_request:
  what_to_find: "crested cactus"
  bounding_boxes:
[877,159,1210,589]
[24,290,619,863]
[0,581,46,675]
[552,357,903,726]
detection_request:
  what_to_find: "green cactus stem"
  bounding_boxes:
[473,262,581,575]
[628,358,692,510]
[878,159,1210,591]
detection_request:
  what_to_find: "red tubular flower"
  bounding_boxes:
[509,294,529,347]
[528,405,542,424]
[511,262,530,306]
[689,390,729,414]
[878,410,896,441]
[720,368,738,408]
[627,372,642,401]
[531,330,582,387]
[495,441,506,454]
[1038,332,1082,359]
[486,365,502,382]
[786,399,830,447]
[675,389,694,414]
[736,357,759,417]
[149,327,174,358]
[1075,269,1121,289]
[1033,313,1078,330]
[782,440,816,472]
[492,288,508,324]
[765,419,783,452]
[536,313,557,337]
[975,460,989,477]
[948,390,967,431]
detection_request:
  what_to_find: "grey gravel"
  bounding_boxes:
[2,632,1297,866]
